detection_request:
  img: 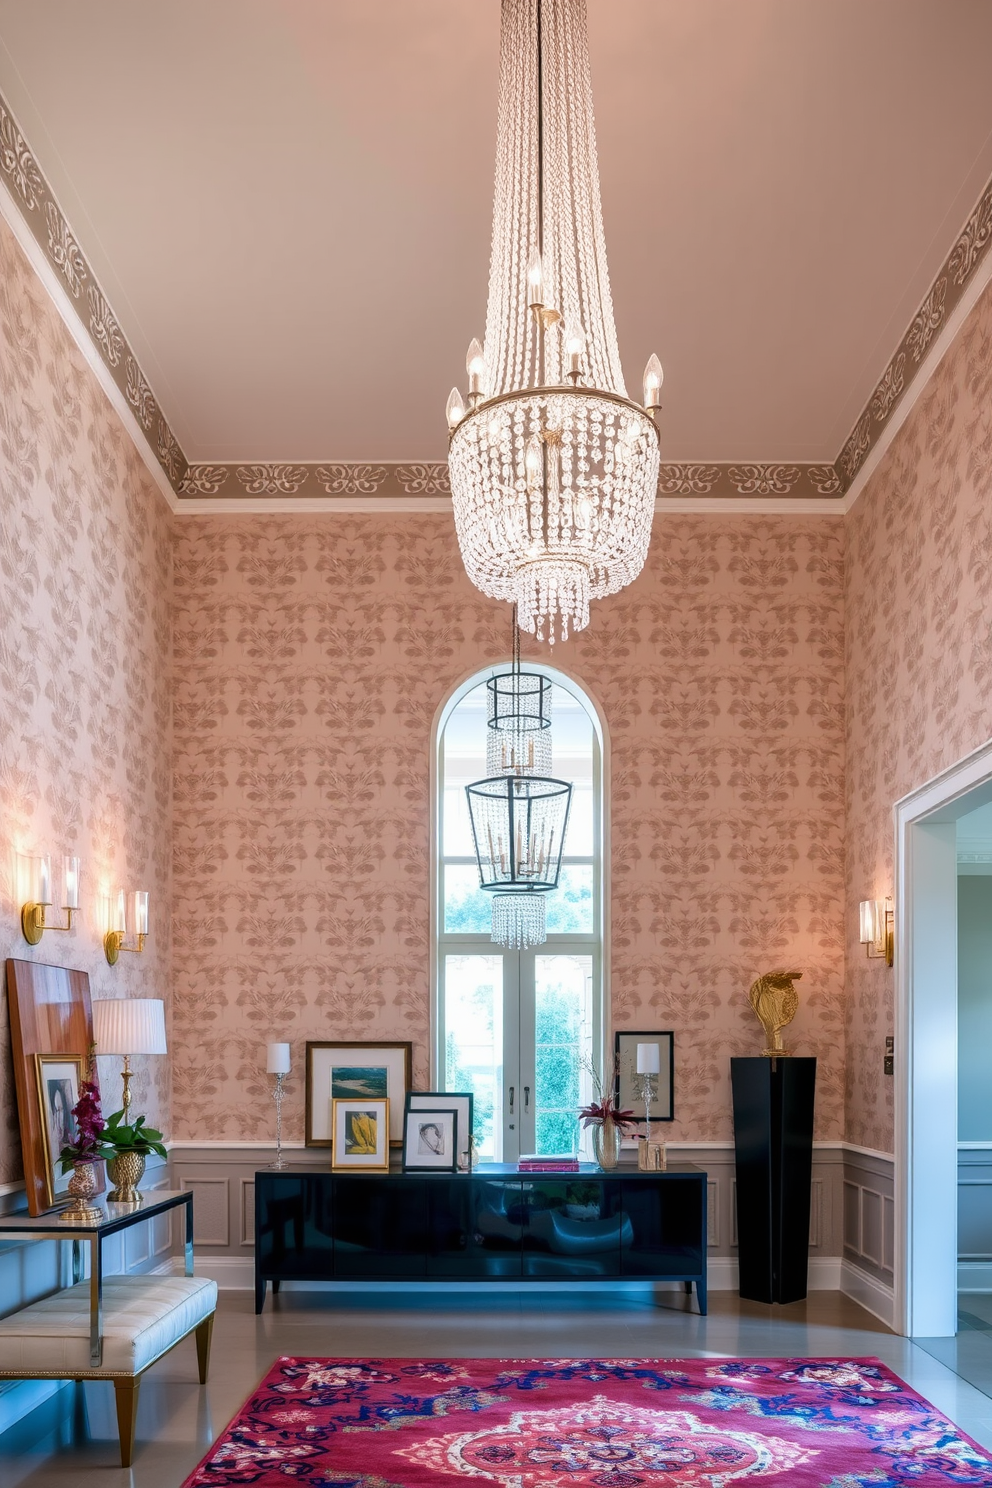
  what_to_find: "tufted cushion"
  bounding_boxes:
[0,1274,217,1375]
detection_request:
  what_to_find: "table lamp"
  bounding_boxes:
[636,1041,665,1171]
[266,1042,290,1169]
[92,998,168,1120]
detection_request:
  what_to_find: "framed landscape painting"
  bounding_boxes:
[306,1041,411,1148]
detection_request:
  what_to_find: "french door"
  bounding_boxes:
[440,944,599,1162]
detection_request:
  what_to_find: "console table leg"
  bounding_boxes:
[272,1279,281,1294]
[696,1279,707,1316]
[255,1276,267,1314]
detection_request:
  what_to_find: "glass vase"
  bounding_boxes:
[592,1118,622,1170]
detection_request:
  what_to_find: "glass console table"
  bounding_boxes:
[0,1190,193,1367]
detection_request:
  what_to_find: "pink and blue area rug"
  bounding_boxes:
[181,1356,992,1487]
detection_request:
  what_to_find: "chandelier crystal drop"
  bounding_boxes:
[446,0,662,643]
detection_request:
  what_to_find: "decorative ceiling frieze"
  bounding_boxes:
[1,83,991,511]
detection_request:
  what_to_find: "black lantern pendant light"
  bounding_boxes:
[466,614,572,948]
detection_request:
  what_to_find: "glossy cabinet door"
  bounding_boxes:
[331,1178,428,1278]
[255,1174,334,1311]
[427,1178,524,1277]
[520,1178,624,1278]
[620,1177,706,1283]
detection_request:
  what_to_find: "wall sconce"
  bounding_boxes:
[19,853,79,945]
[104,890,150,965]
[859,897,893,966]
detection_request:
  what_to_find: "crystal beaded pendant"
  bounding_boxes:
[446,0,662,643]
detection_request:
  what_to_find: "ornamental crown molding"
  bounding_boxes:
[2,83,991,514]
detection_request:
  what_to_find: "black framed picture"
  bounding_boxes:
[406,1091,474,1170]
[402,1107,460,1172]
[614,1031,674,1124]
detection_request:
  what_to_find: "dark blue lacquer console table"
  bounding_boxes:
[254,1163,707,1314]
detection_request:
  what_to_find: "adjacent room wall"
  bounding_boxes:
[0,215,173,1188]
[845,278,992,1153]
[959,875,992,1142]
[171,513,846,1145]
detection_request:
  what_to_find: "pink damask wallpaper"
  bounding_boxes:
[844,279,992,1152]
[172,513,846,1144]
[0,217,173,1185]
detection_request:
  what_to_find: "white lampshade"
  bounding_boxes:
[92,998,167,1056]
[636,1042,660,1075]
[266,1042,291,1075]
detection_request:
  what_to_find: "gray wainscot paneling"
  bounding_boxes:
[169,1142,847,1293]
[841,1148,895,1324]
[0,1155,172,1435]
[959,1145,992,1291]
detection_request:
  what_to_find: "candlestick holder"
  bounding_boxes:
[269,1073,287,1170]
[637,1072,666,1170]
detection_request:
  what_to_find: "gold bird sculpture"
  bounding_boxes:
[748,970,803,1056]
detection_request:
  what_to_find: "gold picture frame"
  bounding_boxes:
[330,1098,390,1172]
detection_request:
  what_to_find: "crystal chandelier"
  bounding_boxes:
[446,0,663,644]
[467,622,572,948]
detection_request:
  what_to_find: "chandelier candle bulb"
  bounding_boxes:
[466,338,486,397]
[527,246,545,309]
[643,353,664,410]
[446,387,466,429]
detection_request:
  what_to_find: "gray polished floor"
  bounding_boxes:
[914,1291,992,1411]
[3,1285,992,1486]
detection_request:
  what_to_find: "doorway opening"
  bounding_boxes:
[896,737,992,1362]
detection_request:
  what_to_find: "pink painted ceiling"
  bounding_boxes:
[0,0,991,464]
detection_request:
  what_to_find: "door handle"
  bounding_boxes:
[508,1086,515,1112]
[524,1086,530,1112]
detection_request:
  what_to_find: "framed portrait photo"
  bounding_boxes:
[34,1054,83,1205]
[330,1098,390,1171]
[402,1107,459,1172]
[406,1091,473,1170]
[306,1041,411,1148]
[614,1031,674,1127]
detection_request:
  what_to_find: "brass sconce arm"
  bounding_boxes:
[21,903,76,946]
[104,930,147,966]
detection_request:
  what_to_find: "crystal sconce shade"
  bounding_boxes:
[859,897,894,966]
[19,853,79,944]
[104,889,150,964]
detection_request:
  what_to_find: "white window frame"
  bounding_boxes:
[430,664,610,1158]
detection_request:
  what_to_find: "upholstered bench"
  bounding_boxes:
[0,1273,217,1466]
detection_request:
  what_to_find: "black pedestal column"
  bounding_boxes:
[731,1056,816,1304]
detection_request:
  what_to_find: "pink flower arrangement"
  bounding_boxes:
[578,1053,636,1131]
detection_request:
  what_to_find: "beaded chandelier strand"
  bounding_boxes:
[446,0,663,644]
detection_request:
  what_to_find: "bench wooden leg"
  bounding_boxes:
[195,1312,215,1384]
[113,1377,140,1468]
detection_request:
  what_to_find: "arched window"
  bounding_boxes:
[434,667,605,1163]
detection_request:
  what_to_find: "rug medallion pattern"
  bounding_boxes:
[180,1356,992,1486]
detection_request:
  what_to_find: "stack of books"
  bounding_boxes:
[517,1154,581,1173]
